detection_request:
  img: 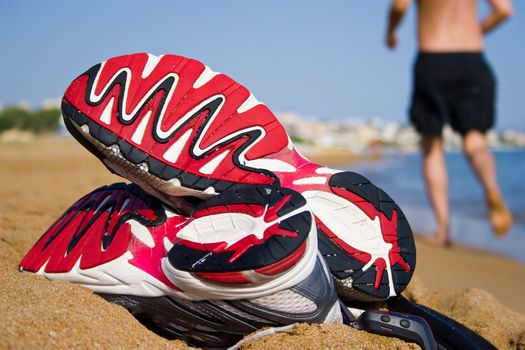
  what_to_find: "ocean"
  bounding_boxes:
[346,149,525,262]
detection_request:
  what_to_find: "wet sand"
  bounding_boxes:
[1,137,524,349]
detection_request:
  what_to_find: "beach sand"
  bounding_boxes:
[1,137,524,349]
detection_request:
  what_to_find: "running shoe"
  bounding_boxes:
[19,183,341,348]
[61,53,415,301]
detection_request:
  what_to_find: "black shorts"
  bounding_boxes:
[410,52,496,136]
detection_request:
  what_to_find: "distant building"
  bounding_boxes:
[41,98,61,110]
[276,112,524,154]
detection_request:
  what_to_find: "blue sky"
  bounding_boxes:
[1,1,524,131]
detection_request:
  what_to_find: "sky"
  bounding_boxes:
[1,1,524,131]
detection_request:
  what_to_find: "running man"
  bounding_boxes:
[386,0,514,245]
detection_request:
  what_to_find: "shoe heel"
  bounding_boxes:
[314,171,416,301]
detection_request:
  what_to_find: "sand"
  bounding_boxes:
[1,137,524,349]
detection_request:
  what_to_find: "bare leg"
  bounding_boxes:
[421,135,451,246]
[463,130,513,236]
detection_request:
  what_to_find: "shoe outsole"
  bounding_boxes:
[19,182,318,298]
[62,53,285,193]
[168,184,311,274]
[61,52,416,302]
[319,172,415,301]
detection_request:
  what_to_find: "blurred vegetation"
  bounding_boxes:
[0,107,61,133]
[290,133,313,145]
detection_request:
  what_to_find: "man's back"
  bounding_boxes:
[417,0,483,52]
[387,0,513,51]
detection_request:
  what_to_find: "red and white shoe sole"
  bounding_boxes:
[62,52,415,301]
[282,170,415,301]
[62,53,289,200]
[19,183,318,301]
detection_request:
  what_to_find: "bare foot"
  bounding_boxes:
[487,190,513,237]
[420,234,452,247]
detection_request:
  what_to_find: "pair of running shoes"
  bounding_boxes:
[20,53,416,348]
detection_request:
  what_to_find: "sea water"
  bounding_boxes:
[346,149,525,262]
